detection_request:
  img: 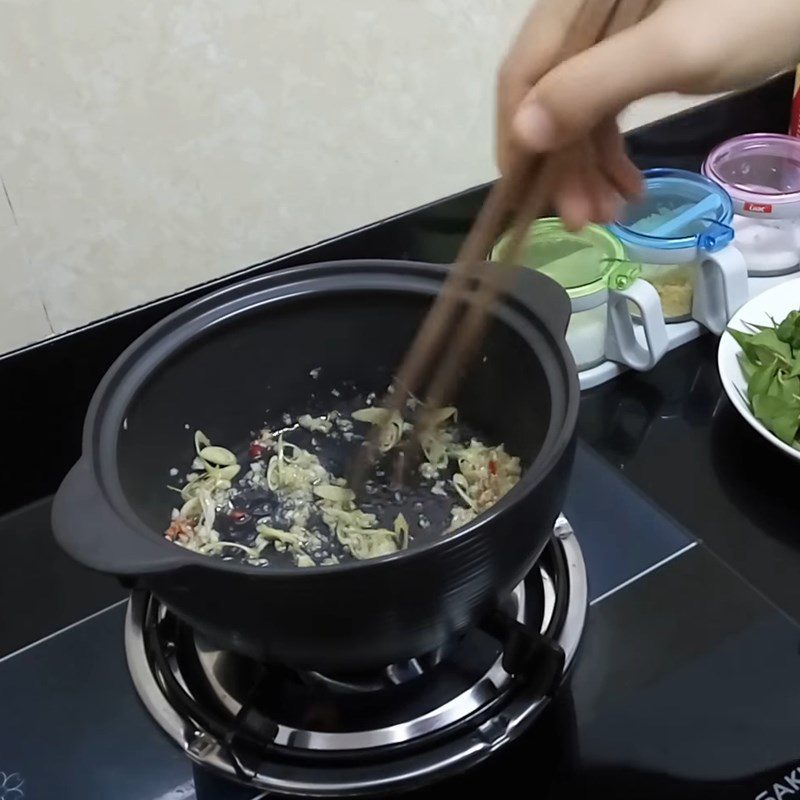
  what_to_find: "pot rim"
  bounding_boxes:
[79,259,579,576]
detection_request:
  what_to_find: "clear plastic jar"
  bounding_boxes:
[704,133,800,276]
[609,168,748,334]
[492,219,668,372]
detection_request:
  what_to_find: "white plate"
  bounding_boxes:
[718,276,800,460]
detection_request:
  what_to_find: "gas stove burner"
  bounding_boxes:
[125,515,586,797]
[300,643,452,694]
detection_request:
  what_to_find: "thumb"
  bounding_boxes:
[512,18,676,153]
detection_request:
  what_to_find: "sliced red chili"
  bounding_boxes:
[488,460,497,476]
[248,442,266,459]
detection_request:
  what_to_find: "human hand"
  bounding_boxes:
[497,0,800,229]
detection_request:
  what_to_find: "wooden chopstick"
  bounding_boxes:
[408,0,643,408]
[351,0,659,489]
[415,0,665,396]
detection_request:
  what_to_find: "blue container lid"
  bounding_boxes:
[609,168,735,253]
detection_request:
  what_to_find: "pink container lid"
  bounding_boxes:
[703,133,800,219]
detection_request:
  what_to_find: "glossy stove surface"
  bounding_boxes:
[2,444,800,800]
[580,334,800,626]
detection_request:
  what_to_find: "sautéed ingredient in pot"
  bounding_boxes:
[164,398,520,568]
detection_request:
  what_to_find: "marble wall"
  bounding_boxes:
[0,0,713,354]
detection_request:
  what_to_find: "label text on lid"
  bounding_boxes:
[744,201,773,214]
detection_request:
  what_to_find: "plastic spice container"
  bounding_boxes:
[703,133,800,276]
[492,219,668,372]
[609,168,748,334]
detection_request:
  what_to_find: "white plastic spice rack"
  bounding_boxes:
[579,270,795,390]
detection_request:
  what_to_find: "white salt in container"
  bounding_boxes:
[703,133,800,277]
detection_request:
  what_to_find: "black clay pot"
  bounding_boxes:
[52,260,578,671]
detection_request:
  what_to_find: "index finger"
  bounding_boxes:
[496,0,585,174]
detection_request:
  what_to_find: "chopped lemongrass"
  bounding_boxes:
[166,400,520,566]
[194,430,210,455]
[394,513,409,549]
[199,445,237,466]
[452,472,476,509]
[298,414,333,434]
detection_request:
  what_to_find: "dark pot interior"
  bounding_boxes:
[117,288,555,539]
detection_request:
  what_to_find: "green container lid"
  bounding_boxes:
[491,218,639,299]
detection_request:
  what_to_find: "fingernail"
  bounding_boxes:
[513,101,557,152]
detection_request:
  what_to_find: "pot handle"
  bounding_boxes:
[52,459,193,575]
[509,265,572,337]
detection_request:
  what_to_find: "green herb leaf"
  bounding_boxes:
[775,310,800,344]
[751,393,800,444]
[748,358,779,404]
[768,370,800,404]
[737,351,758,381]
[749,329,792,364]
[728,327,758,362]
[731,311,800,447]
[787,357,800,379]
[743,321,771,333]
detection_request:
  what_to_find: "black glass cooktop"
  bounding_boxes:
[581,334,800,626]
[1,75,799,800]
[2,443,798,800]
